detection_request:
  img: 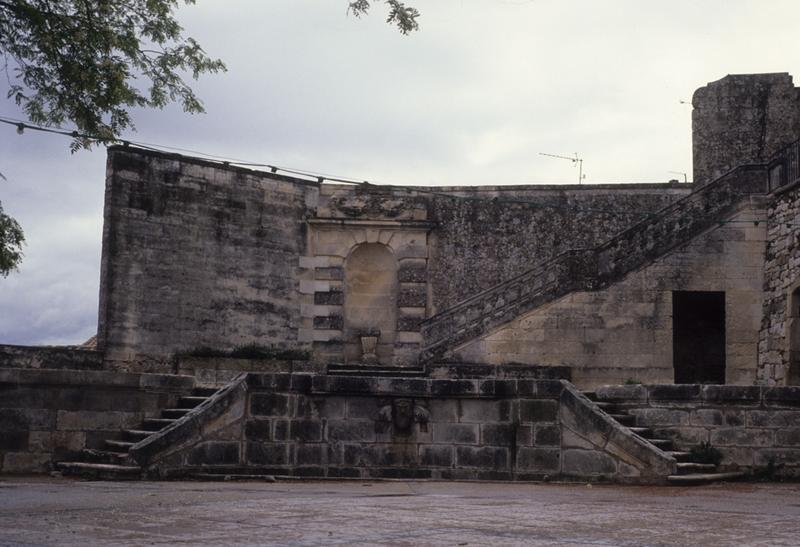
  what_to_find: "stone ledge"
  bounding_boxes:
[0,368,194,391]
[595,385,800,406]
[0,344,104,371]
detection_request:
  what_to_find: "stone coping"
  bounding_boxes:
[428,363,571,381]
[0,343,104,370]
[595,384,800,405]
[245,373,567,399]
[0,367,194,391]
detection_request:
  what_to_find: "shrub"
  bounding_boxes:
[689,441,723,466]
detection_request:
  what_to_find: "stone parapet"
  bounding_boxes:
[0,344,104,371]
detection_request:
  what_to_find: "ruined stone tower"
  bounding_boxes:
[692,73,800,185]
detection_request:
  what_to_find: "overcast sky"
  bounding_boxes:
[2,0,800,346]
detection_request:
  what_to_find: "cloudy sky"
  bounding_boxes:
[2,0,800,346]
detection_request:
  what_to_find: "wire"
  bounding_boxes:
[0,114,730,222]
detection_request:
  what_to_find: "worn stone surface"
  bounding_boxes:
[2,479,800,546]
[98,148,311,362]
[759,177,800,385]
[693,73,800,185]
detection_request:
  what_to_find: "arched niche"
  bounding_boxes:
[788,284,800,385]
[344,243,398,364]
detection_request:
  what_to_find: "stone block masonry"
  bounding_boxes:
[693,73,800,186]
[759,175,800,385]
[596,384,800,478]
[0,368,194,473]
[131,373,674,484]
[99,146,690,366]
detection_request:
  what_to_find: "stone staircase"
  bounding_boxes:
[419,163,767,363]
[583,391,745,485]
[56,387,217,480]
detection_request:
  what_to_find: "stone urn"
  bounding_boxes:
[359,330,381,364]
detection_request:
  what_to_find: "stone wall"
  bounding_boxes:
[596,384,800,478]
[131,373,674,484]
[0,368,194,473]
[318,183,691,312]
[101,146,691,364]
[759,180,800,385]
[98,147,313,361]
[693,73,800,185]
[454,198,769,389]
[0,344,103,370]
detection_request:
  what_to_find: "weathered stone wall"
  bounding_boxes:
[98,148,314,362]
[455,200,768,389]
[0,344,103,370]
[0,368,194,473]
[693,73,800,185]
[427,185,691,311]
[318,183,691,312]
[596,384,800,478]
[176,356,318,387]
[310,183,689,364]
[101,146,691,365]
[134,373,674,483]
[759,181,800,385]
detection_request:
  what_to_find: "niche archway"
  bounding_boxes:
[788,285,800,385]
[344,243,398,364]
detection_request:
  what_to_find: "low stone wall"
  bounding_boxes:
[175,357,319,387]
[0,344,104,370]
[0,368,194,473]
[596,384,800,478]
[136,374,673,483]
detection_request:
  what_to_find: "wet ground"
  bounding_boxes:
[0,477,799,546]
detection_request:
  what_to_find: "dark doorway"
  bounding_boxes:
[672,291,726,384]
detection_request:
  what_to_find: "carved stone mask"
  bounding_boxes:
[393,398,414,433]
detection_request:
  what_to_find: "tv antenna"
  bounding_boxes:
[539,152,585,184]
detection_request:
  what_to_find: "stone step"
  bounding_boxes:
[594,401,615,410]
[193,387,219,397]
[104,440,135,452]
[57,462,142,480]
[141,418,177,431]
[676,462,718,474]
[667,471,746,485]
[162,408,193,419]
[582,391,598,402]
[665,451,693,462]
[79,448,129,465]
[608,413,635,425]
[189,473,277,482]
[124,429,155,441]
[647,438,673,449]
[179,396,209,408]
[629,427,652,436]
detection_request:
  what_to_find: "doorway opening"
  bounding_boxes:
[672,291,726,384]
